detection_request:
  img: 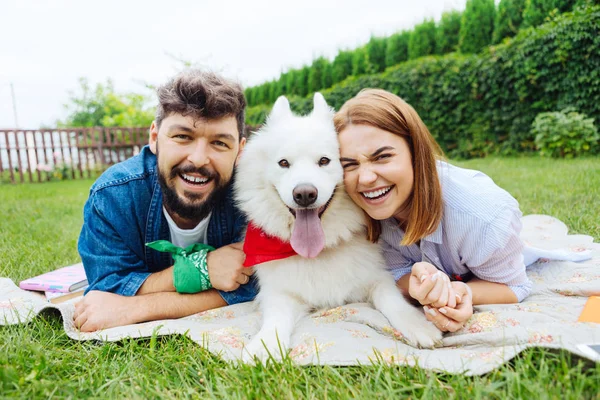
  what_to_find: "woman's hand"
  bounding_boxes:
[408,262,457,309]
[423,281,474,333]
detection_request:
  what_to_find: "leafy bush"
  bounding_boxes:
[532,109,599,158]
[246,6,600,159]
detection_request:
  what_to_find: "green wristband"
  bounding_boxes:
[146,240,215,294]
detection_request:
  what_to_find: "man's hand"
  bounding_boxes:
[73,291,140,332]
[206,242,253,292]
[408,262,457,309]
[423,281,474,333]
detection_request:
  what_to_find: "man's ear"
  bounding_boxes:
[235,137,247,166]
[149,121,158,154]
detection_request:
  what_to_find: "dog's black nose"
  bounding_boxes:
[293,184,318,207]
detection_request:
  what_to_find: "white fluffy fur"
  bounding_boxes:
[234,93,441,361]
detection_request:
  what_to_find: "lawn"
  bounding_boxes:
[1,156,599,399]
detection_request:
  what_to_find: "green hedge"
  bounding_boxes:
[246,6,600,158]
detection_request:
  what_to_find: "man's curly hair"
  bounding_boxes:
[155,69,246,140]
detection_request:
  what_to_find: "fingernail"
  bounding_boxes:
[439,308,447,314]
[455,294,462,301]
[420,274,427,283]
[423,305,430,312]
[431,273,438,282]
[427,308,437,316]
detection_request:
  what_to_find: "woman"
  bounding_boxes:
[334,89,532,333]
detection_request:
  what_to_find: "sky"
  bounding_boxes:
[0,0,464,129]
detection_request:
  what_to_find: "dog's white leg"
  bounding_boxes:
[370,279,442,348]
[243,294,307,363]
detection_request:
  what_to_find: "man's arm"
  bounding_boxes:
[136,266,175,294]
[74,289,227,332]
[136,243,252,295]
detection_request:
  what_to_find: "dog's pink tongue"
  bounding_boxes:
[290,209,325,258]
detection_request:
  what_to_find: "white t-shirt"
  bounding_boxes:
[162,207,211,248]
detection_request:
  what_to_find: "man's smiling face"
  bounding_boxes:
[149,113,245,227]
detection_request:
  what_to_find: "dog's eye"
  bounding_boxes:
[318,157,330,167]
[278,159,290,168]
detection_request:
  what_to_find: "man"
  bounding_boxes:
[73,70,256,332]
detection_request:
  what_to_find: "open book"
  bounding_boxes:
[45,286,87,304]
[19,263,88,293]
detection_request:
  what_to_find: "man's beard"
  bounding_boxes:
[156,149,231,223]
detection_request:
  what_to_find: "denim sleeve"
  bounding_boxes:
[78,191,150,297]
[218,275,258,305]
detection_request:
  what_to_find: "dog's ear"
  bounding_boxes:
[311,93,334,119]
[268,96,293,122]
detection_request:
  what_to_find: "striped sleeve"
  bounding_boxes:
[381,238,413,281]
[461,206,532,302]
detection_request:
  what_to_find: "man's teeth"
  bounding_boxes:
[362,187,391,199]
[181,173,208,183]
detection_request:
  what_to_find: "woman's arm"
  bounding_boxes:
[467,278,517,305]
[460,206,532,303]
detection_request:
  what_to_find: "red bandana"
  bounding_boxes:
[243,222,297,267]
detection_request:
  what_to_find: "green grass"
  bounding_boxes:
[1,157,599,399]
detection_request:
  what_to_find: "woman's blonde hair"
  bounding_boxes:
[333,89,444,245]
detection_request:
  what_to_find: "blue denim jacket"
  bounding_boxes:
[78,146,257,305]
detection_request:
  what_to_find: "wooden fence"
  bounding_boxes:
[0,127,149,183]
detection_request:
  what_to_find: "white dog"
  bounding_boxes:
[235,93,442,361]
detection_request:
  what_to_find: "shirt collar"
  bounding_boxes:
[423,221,443,244]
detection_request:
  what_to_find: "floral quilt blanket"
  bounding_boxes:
[1,215,599,375]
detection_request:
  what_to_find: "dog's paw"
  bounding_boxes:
[400,320,443,349]
[390,311,443,349]
[241,335,288,364]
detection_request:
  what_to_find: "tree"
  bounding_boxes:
[296,66,310,97]
[58,78,154,127]
[386,31,411,66]
[522,0,549,26]
[352,47,368,75]
[278,72,289,96]
[268,80,282,103]
[332,50,354,84]
[286,70,297,96]
[245,87,254,107]
[459,0,496,54]
[493,0,526,43]
[523,0,579,27]
[436,11,462,54]
[408,19,437,59]
[308,57,329,93]
[366,36,388,73]
[254,83,268,105]
[322,61,334,89]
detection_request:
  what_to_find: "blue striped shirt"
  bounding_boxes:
[380,161,532,302]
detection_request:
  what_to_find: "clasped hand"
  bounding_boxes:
[408,262,473,333]
[206,242,254,292]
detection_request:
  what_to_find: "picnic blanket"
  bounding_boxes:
[1,214,599,375]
